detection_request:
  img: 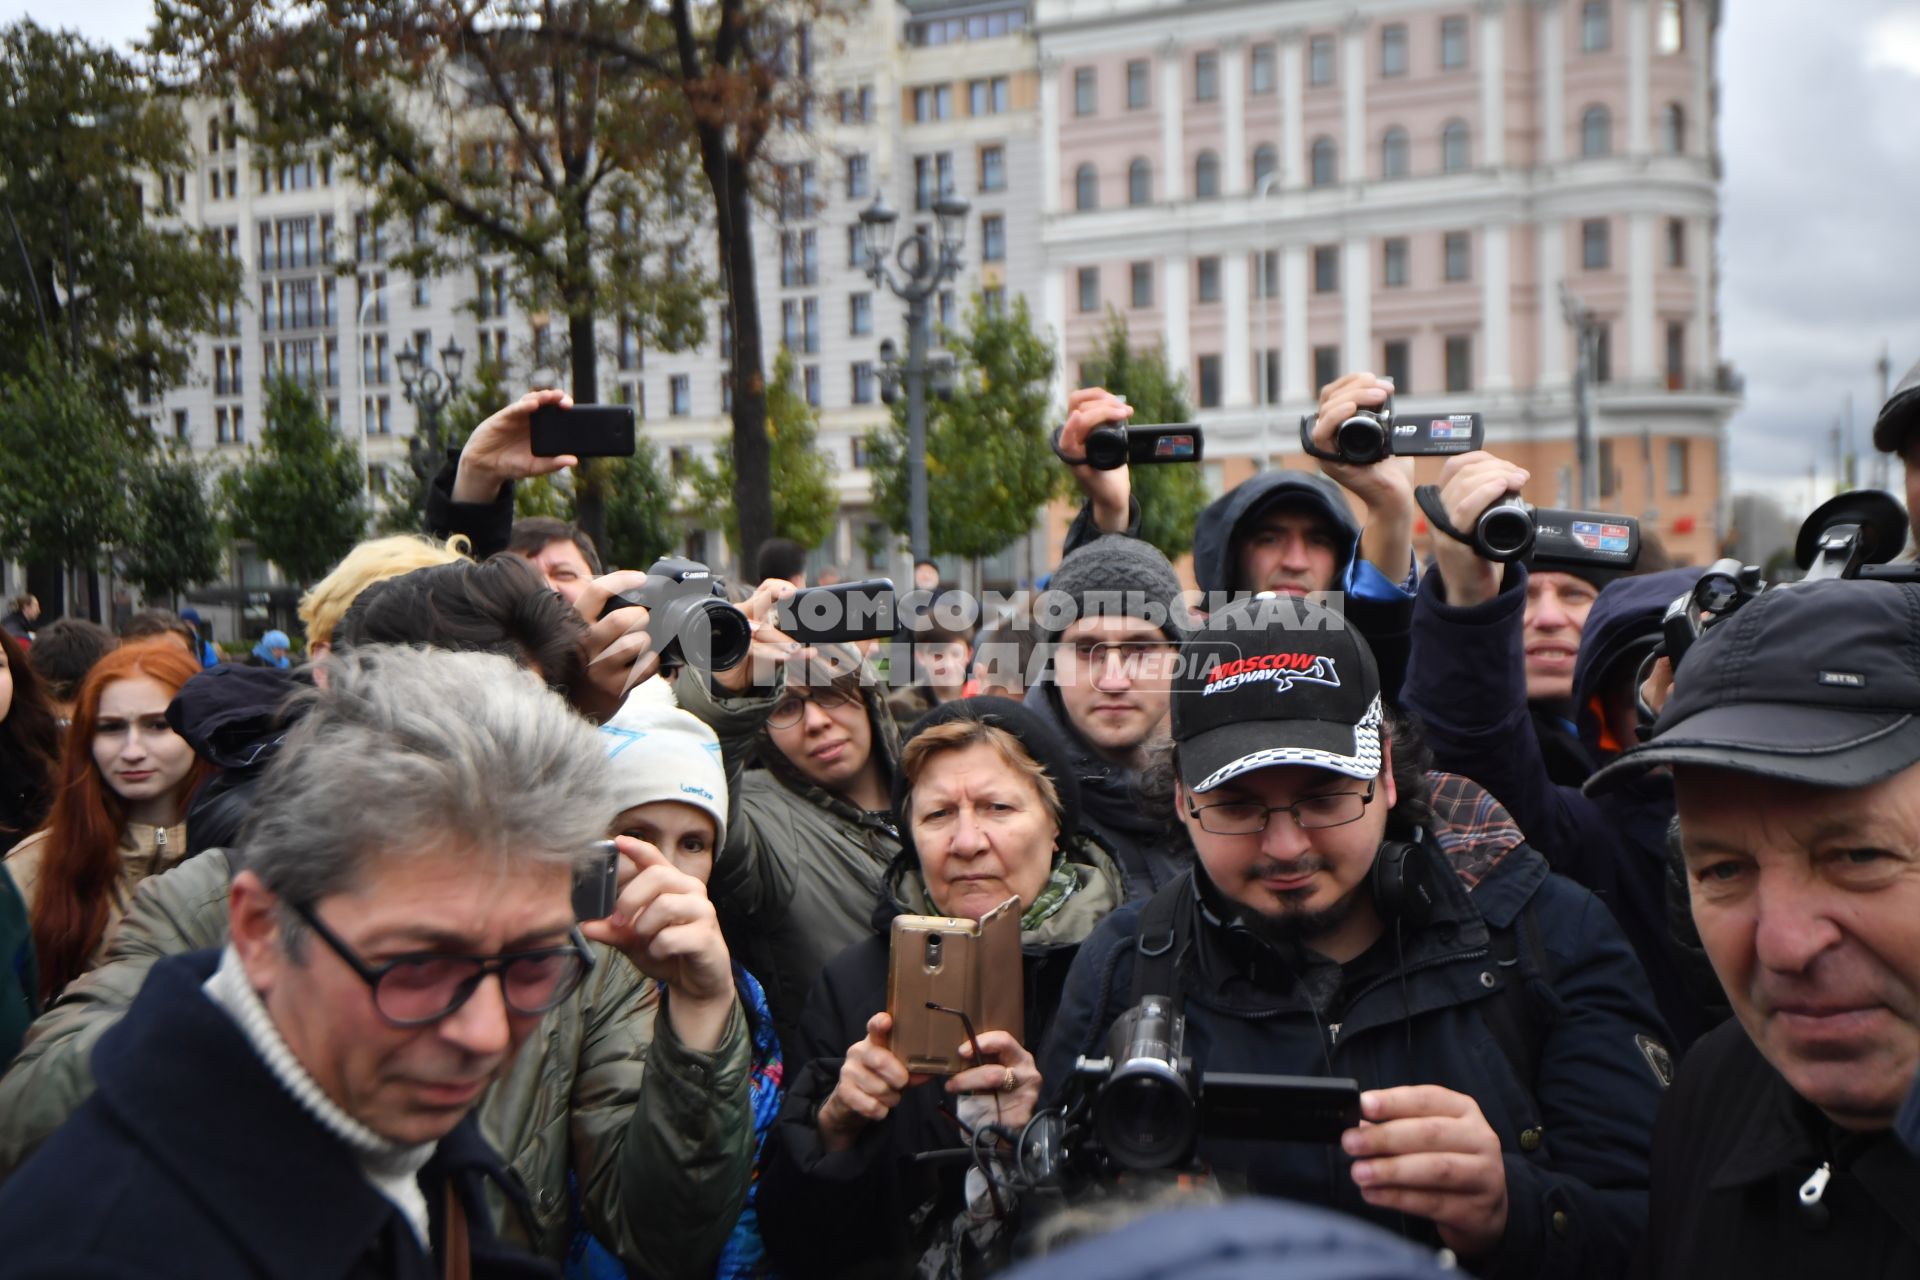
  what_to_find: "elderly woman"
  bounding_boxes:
[758,697,1127,1279]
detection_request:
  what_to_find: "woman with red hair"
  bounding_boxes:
[6,641,207,1003]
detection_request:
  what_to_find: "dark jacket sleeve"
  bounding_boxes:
[1059,496,1142,560]
[1484,877,1667,1280]
[425,449,515,561]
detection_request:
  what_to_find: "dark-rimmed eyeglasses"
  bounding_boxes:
[1057,639,1180,680]
[767,684,857,729]
[292,902,595,1028]
[1185,780,1376,836]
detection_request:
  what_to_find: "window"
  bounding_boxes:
[1444,231,1472,281]
[846,153,870,200]
[411,276,430,307]
[1661,103,1686,155]
[1077,267,1100,312]
[1441,16,1469,69]
[1383,237,1409,287]
[1666,321,1687,389]
[939,289,956,330]
[1197,355,1222,408]
[1381,24,1408,76]
[1130,261,1154,308]
[1075,164,1099,211]
[1442,119,1471,173]
[1313,245,1339,293]
[1128,158,1152,206]
[617,316,641,371]
[1251,43,1276,94]
[1666,438,1690,494]
[848,225,868,270]
[1310,35,1335,86]
[1193,151,1220,199]
[983,286,1005,315]
[1658,0,1685,54]
[981,214,1005,262]
[1314,345,1342,392]
[1261,350,1280,403]
[803,365,821,408]
[1582,217,1611,269]
[1383,340,1411,393]
[781,299,799,349]
[913,84,953,121]
[670,374,691,415]
[1381,127,1410,179]
[803,298,820,353]
[1581,105,1612,158]
[1311,137,1337,186]
[979,145,1006,192]
[1252,144,1277,189]
[852,362,876,405]
[1446,335,1473,391]
[1582,0,1610,52]
[215,407,231,443]
[969,77,1009,115]
[851,292,873,335]
[1126,59,1150,109]
[1074,67,1096,116]
[176,410,192,441]
[1194,51,1218,102]
[1196,256,1221,303]
[1667,217,1687,267]
[1592,322,1613,382]
[1256,249,1279,297]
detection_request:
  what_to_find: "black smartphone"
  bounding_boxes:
[776,579,897,645]
[1198,1073,1363,1144]
[572,840,620,921]
[530,403,637,458]
[1085,423,1204,470]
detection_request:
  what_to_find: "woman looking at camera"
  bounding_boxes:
[758,697,1126,1278]
[6,642,207,1003]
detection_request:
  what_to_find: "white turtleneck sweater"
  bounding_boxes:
[202,946,437,1249]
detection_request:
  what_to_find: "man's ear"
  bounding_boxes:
[229,869,288,995]
[1378,734,1399,811]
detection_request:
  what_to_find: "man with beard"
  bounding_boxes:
[1040,597,1669,1279]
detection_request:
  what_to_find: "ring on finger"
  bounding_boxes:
[1001,1066,1017,1093]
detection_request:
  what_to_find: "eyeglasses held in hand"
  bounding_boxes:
[1185,780,1376,835]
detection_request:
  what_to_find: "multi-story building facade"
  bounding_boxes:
[1034,0,1736,562]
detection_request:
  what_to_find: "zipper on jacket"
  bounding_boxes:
[1347,945,1492,1014]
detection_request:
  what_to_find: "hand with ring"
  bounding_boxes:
[947,1031,1042,1130]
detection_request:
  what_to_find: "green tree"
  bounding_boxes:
[687,348,837,560]
[1080,311,1210,559]
[0,22,239,403]
[224,377,368,586]
[602,442,680,571]
[0,343,143,572]
[124,448,224,606]
[867,295,1060,561]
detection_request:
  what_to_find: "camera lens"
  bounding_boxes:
[665,598,752,672]
[1477,497,1536,561]
[1084,425,1129,471]
[1334,413,1389,465]
[1094,1069,1196,1171]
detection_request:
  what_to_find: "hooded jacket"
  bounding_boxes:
[1190,470,1417,705]
[1037,779,1669,1280]
[166,663,309,858]
[1402,565,1715,1053]
[0,849,756,1280]
[675,653,905,1056]
[758,840,1127,1279]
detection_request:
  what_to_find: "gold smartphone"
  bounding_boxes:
[885,896,1024,1075]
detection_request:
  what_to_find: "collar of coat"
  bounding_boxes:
[87,948,522,1279]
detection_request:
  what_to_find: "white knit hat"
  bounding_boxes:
[599,678,728,849]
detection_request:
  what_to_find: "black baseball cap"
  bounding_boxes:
[1871,355,1920,454]
[1586,578,1920,792]
[1170,596,1383,794]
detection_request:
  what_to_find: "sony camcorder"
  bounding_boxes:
[1299,398,1485,466]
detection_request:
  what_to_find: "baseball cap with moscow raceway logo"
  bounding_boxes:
[1170,595,1384,795]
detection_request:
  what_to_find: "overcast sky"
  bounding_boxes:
[5,0,1917,518]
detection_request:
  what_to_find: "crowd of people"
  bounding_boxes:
[0,359,1918,1279]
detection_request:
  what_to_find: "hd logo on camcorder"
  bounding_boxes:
[1202,653,1341,696]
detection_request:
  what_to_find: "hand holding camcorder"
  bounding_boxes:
[1300,396,1486,466]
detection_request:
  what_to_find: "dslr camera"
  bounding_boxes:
[599,557,752,673]
[1299,397,1485,466]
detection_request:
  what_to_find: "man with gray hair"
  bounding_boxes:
[0,647,749,1277]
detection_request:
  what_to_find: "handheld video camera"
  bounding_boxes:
[1015,997,1361,1188]
[1299,398,1485,467]
[599,557,752,674]
[1058,422,1206,471]
[1415,485,1642,571]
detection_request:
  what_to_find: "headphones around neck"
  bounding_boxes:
[1370,827,1436,929]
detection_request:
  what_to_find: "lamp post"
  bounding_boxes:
[1254,172,1282,470]
[396,336,466,505]
[1559,281,1597,507]
[859,189,969,562]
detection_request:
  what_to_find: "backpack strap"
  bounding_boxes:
[1128,875,1192,1006]
[1478,901,1554,1088]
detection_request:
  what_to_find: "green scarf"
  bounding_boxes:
[1020,852,1087,931]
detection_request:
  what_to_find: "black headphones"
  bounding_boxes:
[1370,827,1436,929]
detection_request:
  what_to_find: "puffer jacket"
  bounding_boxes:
[676,657,905,1055]
[1037,784,1669,1280]
[4,820,188,976]
[759,839,1128,1279]
[0,849,756,1280]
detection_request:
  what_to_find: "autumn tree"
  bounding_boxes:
[687,347,837,560]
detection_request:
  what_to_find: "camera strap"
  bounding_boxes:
[1413,485,1476,548]
[1048,425,1089,467]
[1127,878,1191,1009]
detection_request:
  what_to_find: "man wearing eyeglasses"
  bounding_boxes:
[1039,598,1668,1279]
[0,646,743,1278]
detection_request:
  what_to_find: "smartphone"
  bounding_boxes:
[776,579,897,645]
[886,897,1024,1075]
[1198,1073,1363,1144]
[572,840,621,921]
[530,403,637,458]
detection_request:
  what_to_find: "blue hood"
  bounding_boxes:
[1191,469,1361,595]
[1569,566,1702,748]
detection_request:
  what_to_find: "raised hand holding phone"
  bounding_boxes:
[581,834,734,1051]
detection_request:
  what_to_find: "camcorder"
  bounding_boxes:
[1298,397,1485,466]
[1012,997,1361,1189]
[1415,484,1642,572]
[1054,422,1205,471]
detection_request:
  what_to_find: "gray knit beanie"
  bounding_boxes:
[1039,535,1191,643]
